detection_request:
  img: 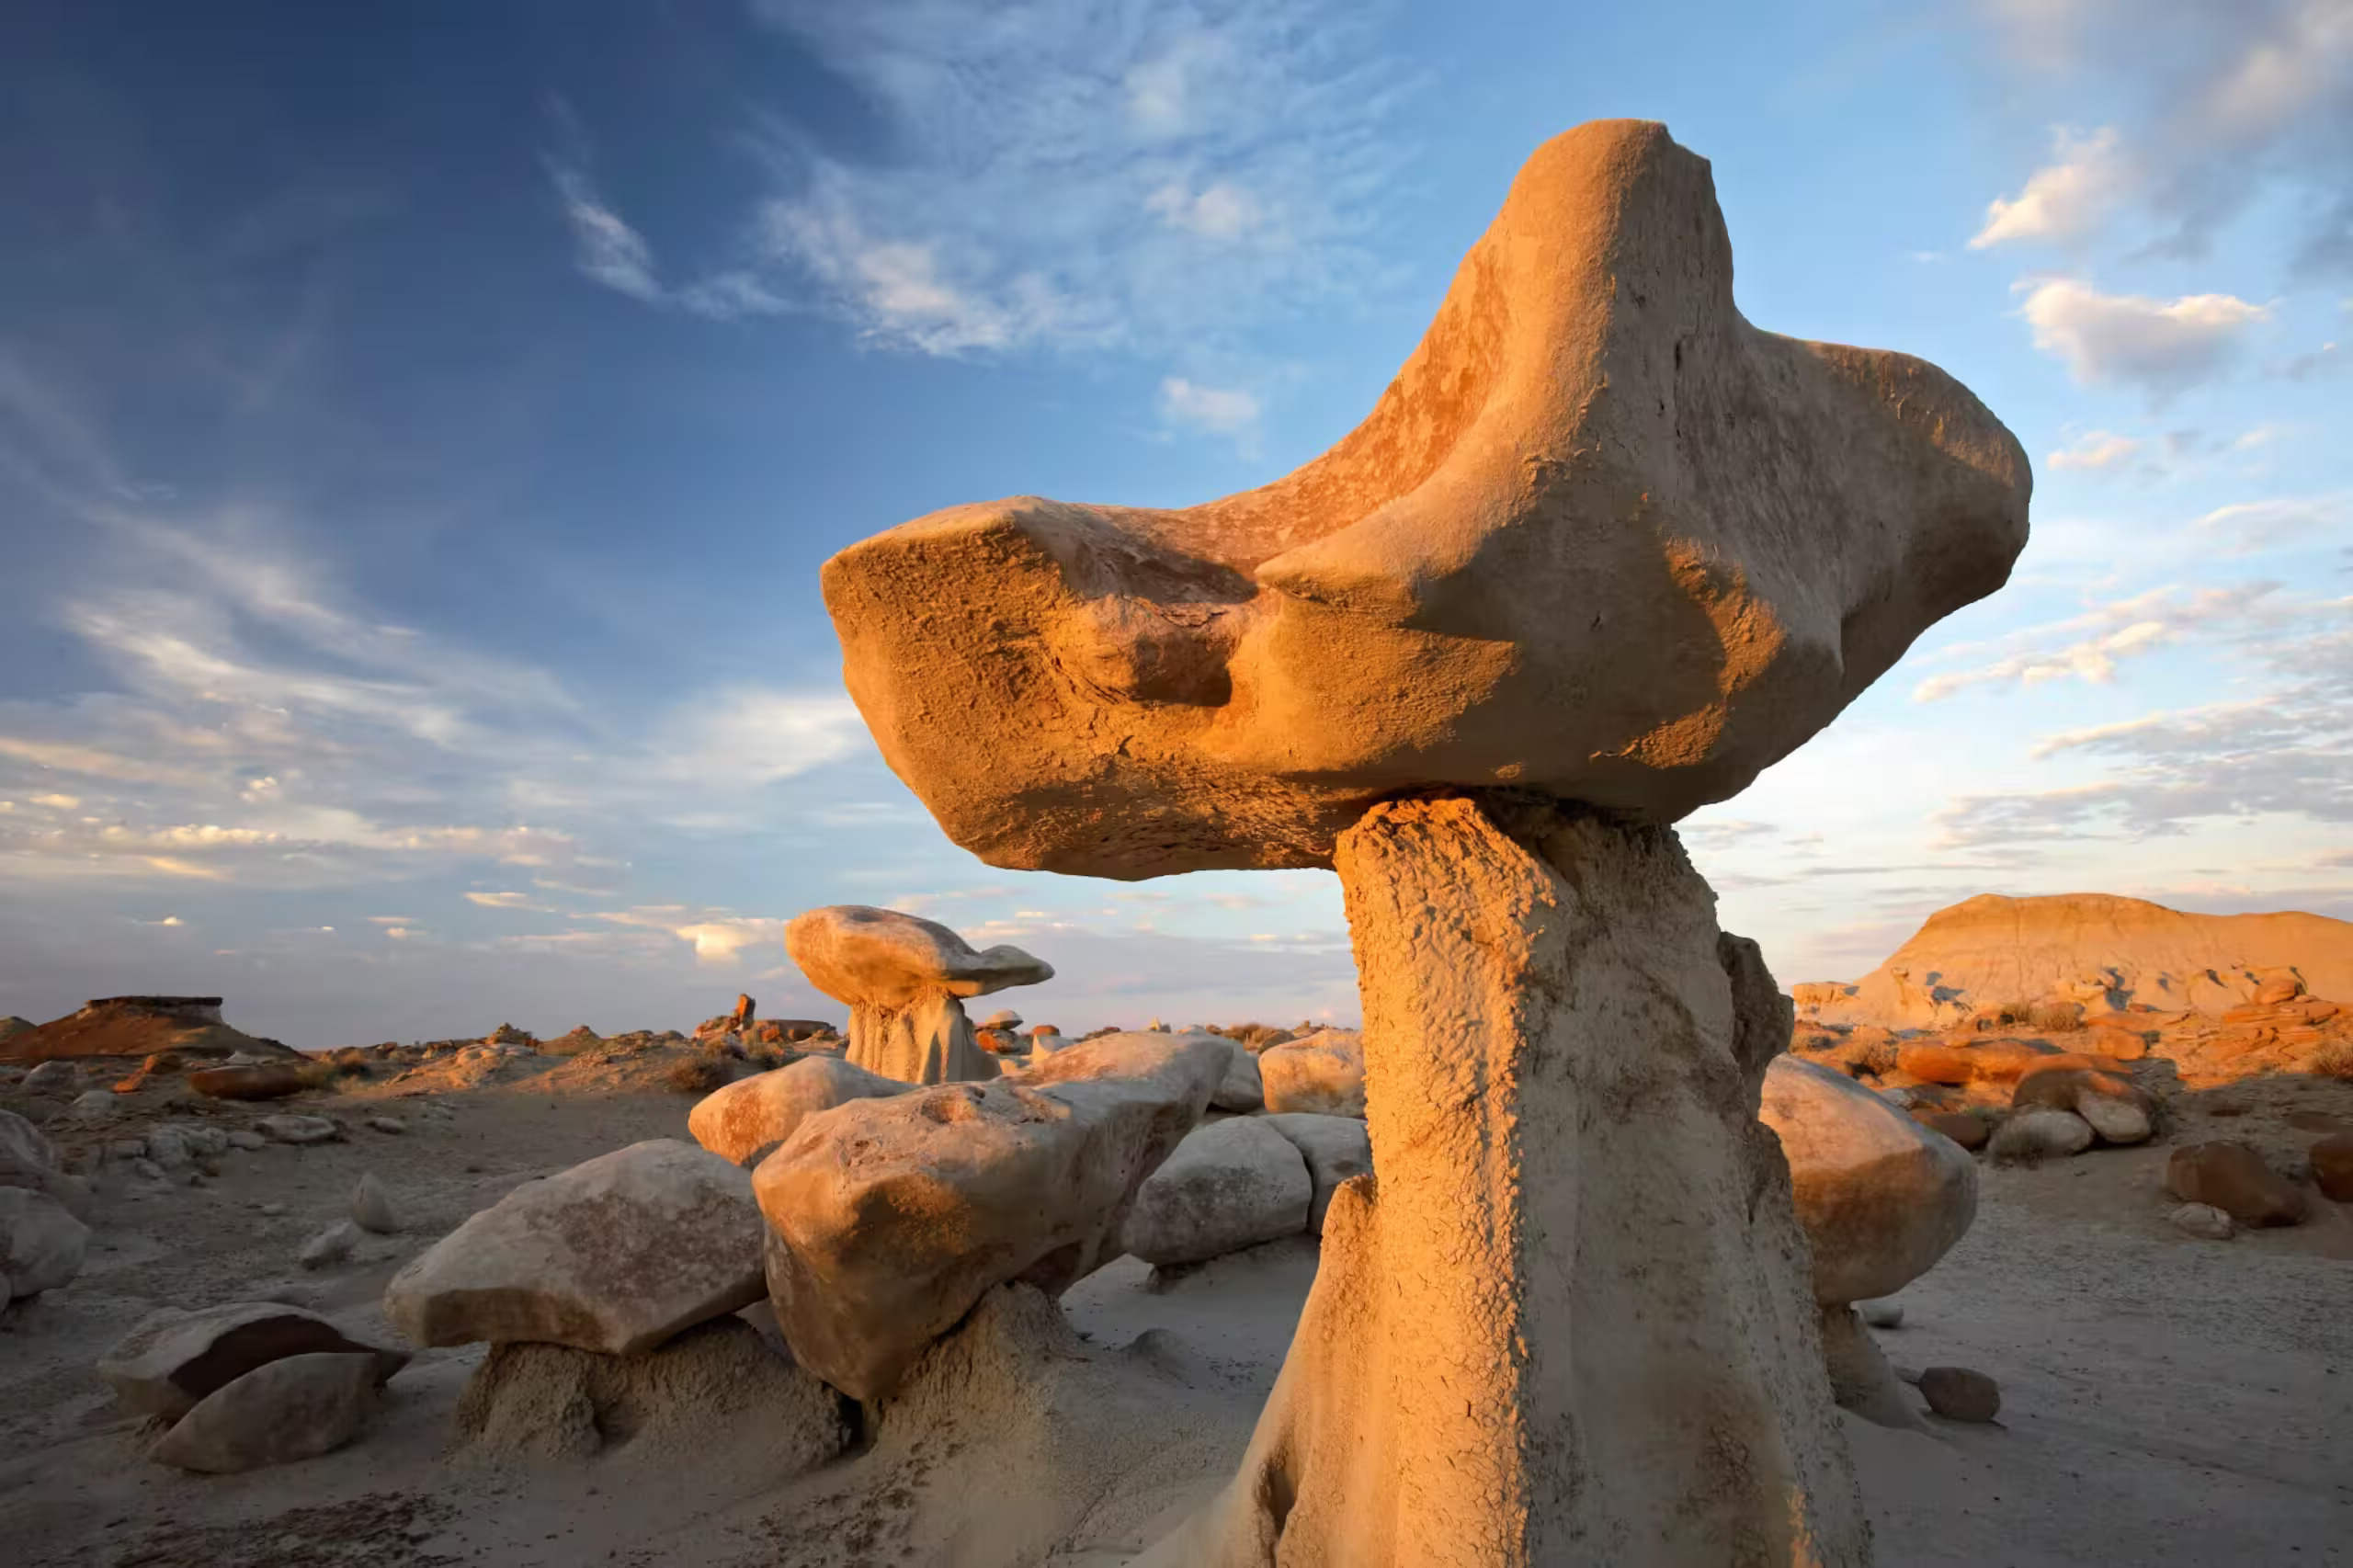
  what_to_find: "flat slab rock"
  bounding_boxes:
[383,1139,767,1355]
[99,1301,408,1421]
[756,1030,1227,1399]
[150,1351,381,1473]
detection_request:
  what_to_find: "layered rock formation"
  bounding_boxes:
[814,116,2029,1566]
[784,904,1051,1085]
[1798,893,2353,1028]
[0,995,299,1063]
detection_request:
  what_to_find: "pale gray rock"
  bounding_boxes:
[1987,1107,2095,1164]
[1858,1299,1904,1329]
[145,1126,193,1171]
[228,1129,266,1151]
[366,1116,405,1135]
[1757,1055,1977,1305]
[0,1187,88,1297]
[98,1301,407,1421]
[258,1115,338,1145]
[1817,1304,1925,1431]
[1122,1117,1312,1266]
[67,1089,119,1122]
[756,1030,1225,1398]
[2168,1201,2234,1241]
[1211,1045,1264,1113]
[300,1221,360,1269]
[131,1158,164,1182]
[1257,1030,1366,1117]
[2075,1088,2153,1145]
[23,1060,75,1094]
[149,1352,381,1473]
[1261,1112,1374,1233]
[0,1108,95,1218]
[349,1173,399,1234]
[688,1056,908,1166]
[383,1139,765,1355]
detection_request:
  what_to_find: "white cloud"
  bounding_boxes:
[28,792,79,809]
[1913,581,2283,700]
[2017,278,2268,397]
[464,891,552,912]
[1158,377,1262,437]
[1971,125,2136,248]
[1146,180,1261,240]
[2046,429,2143,472]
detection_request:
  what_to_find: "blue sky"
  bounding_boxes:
[2,0,2347,1045]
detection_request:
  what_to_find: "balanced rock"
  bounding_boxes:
[1758,1055,1978,1305]
[2165,1141,2305,1228]
[0,1187,88,1298]
[1256,1030,1366,1117]
[784,904,1051,1085]
[1987,1108,2095,1164]
[755,1030,1225,1398]
[453,1317,848,1470]
[149,1352,381,1473]
[688,1056,909,1166]
[384,1140,767,1354]
[1259,1112,1372,1233]
[98,1301,406,1421]
[1122,1117,1312,1266]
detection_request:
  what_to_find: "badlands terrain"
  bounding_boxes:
[0,890,2348,1568]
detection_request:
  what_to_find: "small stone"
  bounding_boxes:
[131,1158,165,1182]
[228,1130,266,1151]
[365,1116,405,1136]
[300,1221,360,1269]
[258,1202,288,1217]
[67,1089,119,1122]
[2167,1202,2234,1241]
[1986,1108,2093,1164]
[1857,1299,1904,1329]
[258,1115,339,1145]
[349,1174,400,1234]
[1916,1365,2000,1423]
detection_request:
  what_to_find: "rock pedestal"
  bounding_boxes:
[1170,797,1865,1567]
[785,905,1051,1085]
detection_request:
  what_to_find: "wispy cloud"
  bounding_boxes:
[1971,124,2136,249]
[1158,376,1261,440]
[548,0,1414,381]
[1913,581,2286,700]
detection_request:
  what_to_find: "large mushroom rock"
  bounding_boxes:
[382,1140,767,1355]
[1757,1054,1979,1431]
[819,120,2029,881]
[821,119,2027,1568]
[784,904,1051,1085]
[98,1301,408,1421]
[753,1030,1227,1400]
[688,1056,910,1166]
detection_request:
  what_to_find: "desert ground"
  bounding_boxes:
[2,964,2348,1568]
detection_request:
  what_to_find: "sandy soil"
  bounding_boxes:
[3,1062,2347,1567]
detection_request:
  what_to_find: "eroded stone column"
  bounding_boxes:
[847,992,996,1085]
[1177,795,1867,1567]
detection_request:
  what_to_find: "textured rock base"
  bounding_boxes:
[848,993,1000,1085]
[1161,796,1868,1567]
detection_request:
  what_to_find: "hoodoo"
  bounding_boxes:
[814,118,2030,1565]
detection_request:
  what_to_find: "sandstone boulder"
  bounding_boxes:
[98,1301,406,1421]
[818,121,2028,880]
[0,1187,88,1297]
[383,1140,767,1354]
[1261,1112,1374,1233]
[2313,1131,2353,1202]
[188,1063,308,1101]
[1757,1055,1977,1305]
[1917,1365,2000,1423]
[2165,1142,2305,1228]
[1257,1030,1366,1117]
[1121,1117,1312,1266]
[1913,1108,1991,1151]
[688,1057,908,1166]
[2010,1063,2156,1144]
[755,1030,1225,1398]
[784,904,1049,1085]
[2168,1202,2234,1240]
[148,1352,381,1473]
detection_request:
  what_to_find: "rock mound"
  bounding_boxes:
[0,995,300,1063]
[1798,894,2353,1028]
